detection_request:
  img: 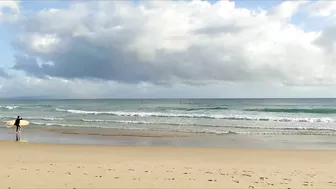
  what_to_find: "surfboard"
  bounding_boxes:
[6,120,29,127]
[19,140,28,143]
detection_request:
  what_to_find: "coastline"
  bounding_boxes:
[2,125,336,188]
[2,126,336,150]
[1,141,336,188]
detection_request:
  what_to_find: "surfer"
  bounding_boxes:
[14,116,22,141]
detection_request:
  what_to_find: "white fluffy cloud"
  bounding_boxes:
[0,0,19,22]
[307,1,336,17]
[1,0,336,98]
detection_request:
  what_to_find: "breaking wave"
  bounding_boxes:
[56,108,336,123]
[0,106,19,110]
[244,108,336,114]
[28,121,336,136]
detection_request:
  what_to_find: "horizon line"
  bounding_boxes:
[1,97,336,100]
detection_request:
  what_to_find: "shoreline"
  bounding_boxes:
[1,141,336,188]
[2,126,336,150]
[2,139,336,152]
[45,126,201,137]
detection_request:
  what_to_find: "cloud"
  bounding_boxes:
[3,0,336,97]
[307,1,336,17]
[3,74,333,99]
[0,75,231,99]
[0,68,9,78]
[0,0,19,22]
[268,1,308,19]
[0,75,107,98]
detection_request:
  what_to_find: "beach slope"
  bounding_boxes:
[1,141,336,188]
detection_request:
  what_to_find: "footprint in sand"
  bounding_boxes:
[165,178,175,180]
[306,174,315,178]
[260,177,268,181]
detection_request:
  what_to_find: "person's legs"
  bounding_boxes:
[15,126,20,141]
[18,130,21,141]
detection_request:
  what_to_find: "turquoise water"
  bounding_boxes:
[2,98,336,135]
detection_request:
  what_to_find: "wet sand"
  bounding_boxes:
[1,141,336,188]
[2,126,336,150]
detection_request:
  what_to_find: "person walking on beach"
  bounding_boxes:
[14,116,22,141]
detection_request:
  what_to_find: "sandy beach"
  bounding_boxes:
[1,141,336,188]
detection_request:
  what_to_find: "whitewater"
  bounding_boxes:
[1,98,336,135]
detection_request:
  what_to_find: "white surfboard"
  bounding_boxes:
[6,120,29,127]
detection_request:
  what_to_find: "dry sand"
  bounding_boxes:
[1,141,336,188]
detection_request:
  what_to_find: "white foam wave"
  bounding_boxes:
[27,122,336,136]
[6,116,64,121]
[81,119,189,126]
[0,106,19,110]
[27,118,336,133]
[29,121,234,134]
[56,108,336,123]
[31,122,77,127]
[80,119,336,131]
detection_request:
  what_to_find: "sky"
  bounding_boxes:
[1,0,336,99]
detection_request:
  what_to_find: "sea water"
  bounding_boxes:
[1,98,336,136]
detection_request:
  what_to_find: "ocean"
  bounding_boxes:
[1,98,336,136]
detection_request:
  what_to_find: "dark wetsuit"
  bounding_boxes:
[14,118,21,132]
[14,118,22,141]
